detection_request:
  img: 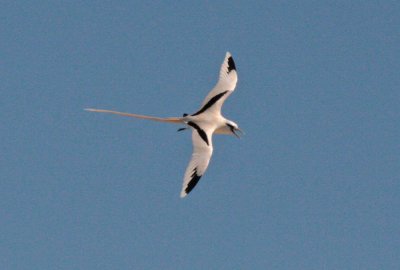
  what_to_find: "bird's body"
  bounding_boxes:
[86,52,241,197]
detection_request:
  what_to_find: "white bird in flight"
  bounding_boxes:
[86,52,242,197]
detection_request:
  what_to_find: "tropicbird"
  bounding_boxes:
[86,52,241,197]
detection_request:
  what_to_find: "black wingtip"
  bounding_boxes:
[185,169,202,195]
[227,56,236,73]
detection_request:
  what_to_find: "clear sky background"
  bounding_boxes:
[1,1,399,269]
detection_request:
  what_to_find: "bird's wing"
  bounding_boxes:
[192,52,238,116]
[180,127,214,197]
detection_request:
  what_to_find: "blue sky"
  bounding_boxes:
[1,1,399,269]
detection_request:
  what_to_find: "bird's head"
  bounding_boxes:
[226,121,243,138]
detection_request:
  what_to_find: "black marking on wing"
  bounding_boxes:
[227,56,236,73]
[187,121,209,145]
[185,168,202,195]
[191,90,229,116]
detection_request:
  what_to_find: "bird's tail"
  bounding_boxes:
[85,108,183,124]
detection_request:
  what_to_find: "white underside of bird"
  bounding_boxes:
[86,52,241,198]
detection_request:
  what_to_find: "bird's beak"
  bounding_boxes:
[233,128,244,138]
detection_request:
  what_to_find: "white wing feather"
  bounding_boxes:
[180,130,213,198]
[198,52,238,114]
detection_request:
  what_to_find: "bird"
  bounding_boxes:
[85,52,242,197]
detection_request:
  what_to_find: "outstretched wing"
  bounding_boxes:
[192,52,238,116]
[180,128,213,198]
